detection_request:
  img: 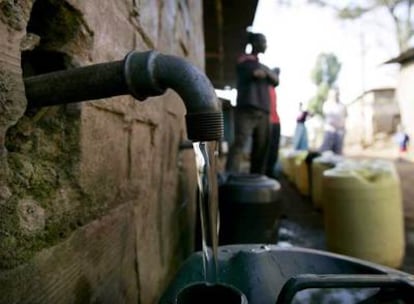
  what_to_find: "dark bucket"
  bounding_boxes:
[219,174,281,244]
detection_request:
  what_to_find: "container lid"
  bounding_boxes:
[282,149,307,158]
[293,151,308,165]
[323,159,398,183]
[220,173,281,204]
[313,151,344,165]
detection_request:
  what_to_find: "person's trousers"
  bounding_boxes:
[266,123,281,177]
[226,108,270,174]
[320,130,345,154]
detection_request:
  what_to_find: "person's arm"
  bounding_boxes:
[264,66,279,86]
[253,69,267,78]
[238,59,263,82]
[257,65,279,86]
[251,65,279,86]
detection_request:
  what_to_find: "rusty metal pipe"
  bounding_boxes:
[24,51,223,141]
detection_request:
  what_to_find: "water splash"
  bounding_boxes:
[193,141,219,283]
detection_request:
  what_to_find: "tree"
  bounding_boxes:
[308,0,414,52]
[308,53,341,114]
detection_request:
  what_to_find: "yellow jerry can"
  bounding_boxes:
[322,160,405,268]
[311,153,343,209]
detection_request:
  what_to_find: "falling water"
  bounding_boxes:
[193,141,219,283]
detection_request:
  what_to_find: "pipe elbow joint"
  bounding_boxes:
[123,51,223,142]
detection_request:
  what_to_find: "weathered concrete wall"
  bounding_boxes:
[346,89,399,146]
[0,0,202,303]
[397,62,414,142]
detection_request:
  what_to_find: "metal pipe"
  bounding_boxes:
[23,60,129,107]
[24,51,223,141]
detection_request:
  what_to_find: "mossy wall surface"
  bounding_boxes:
[0,0,202,302]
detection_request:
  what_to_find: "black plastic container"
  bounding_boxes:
[159,245,414,304]
[218,174,281,244]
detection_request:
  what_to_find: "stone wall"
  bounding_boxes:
[0,0,202,302]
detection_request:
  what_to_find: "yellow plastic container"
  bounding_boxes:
[280,150,306,183]
[322,160,405,268]
[294,152,309,195]
[311,153,343,209]
[283,151,307,185]
[279,149,292,180]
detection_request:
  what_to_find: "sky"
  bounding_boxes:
[250,0,401,135]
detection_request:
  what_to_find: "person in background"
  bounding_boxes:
[394,124,410,160]
[320,88,347,155]
[266,67,281,178]
[226,32,279,174]
[292,102,309,151]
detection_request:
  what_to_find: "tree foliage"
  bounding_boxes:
[308,53,341,114]
[308,0,414,51]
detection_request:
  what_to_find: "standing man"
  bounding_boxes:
[226,32,279,174]
[266,67,281,178]
[320,88,347,154]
